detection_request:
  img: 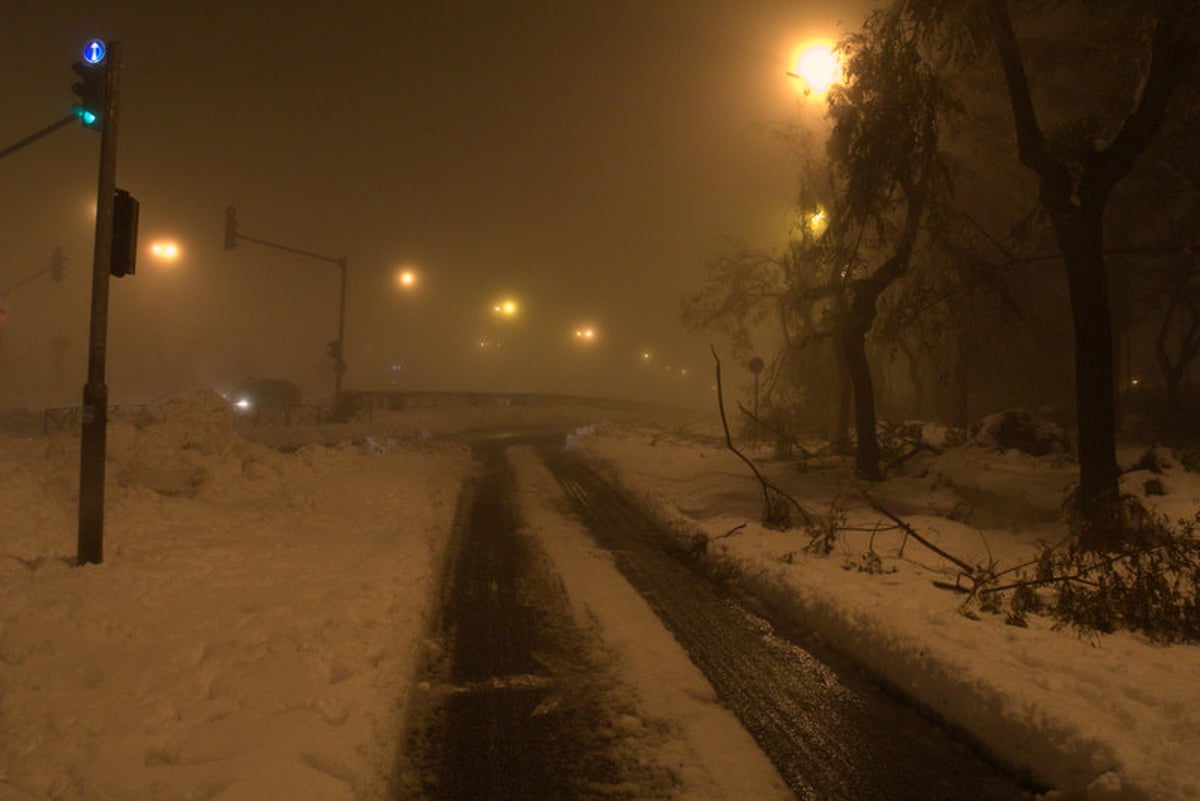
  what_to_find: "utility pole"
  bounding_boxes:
[77,39,123,566]
[223,207,349,403]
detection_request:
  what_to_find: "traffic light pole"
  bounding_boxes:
[0,114,75,162]
[225,225,349,402]
[335,257,347,399]
[77,41,122,566]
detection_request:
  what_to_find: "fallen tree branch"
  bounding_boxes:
[711,345,815,528]
[862,491,978,579]
[715,523,748,540]
[978,543,1171,595]
[733,401,822,460]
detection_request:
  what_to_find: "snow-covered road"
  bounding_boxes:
[2,392,1196,800]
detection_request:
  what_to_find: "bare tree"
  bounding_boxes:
[900,0,1199,548]
[681,212,848,444]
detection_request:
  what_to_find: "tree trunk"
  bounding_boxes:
[1154,282,1200,440]
[954,331,969,432]
[910,350,926,420]
[899,336,925,419]
[1052,205,1121,548]
[983,0,1193,549]
[832,328,853,452]
[842,310,882,480]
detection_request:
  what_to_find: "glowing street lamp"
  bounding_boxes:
[148,240,180,263]
[574,326,597,342]
[493,298,519,318]
[808,206,829,238]
[396,267,418,290]
[788,42,842,96]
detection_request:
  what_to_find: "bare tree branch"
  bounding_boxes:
[711,345,816,528]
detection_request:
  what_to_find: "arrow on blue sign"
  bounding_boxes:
[83,39,106,65]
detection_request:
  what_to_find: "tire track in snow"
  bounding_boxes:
[544,452,1034,801]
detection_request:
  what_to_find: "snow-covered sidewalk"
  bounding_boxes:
[566,422,1200,801]
[0,393,472,800]
[510,446,794,801]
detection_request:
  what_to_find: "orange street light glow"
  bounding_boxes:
[809,207,829,238]
[396,268,418,289]
[149,241,180,261]
[790,43,842,95]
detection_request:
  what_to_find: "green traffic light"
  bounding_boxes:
[70,60,105,129]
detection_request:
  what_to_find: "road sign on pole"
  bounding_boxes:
[77,40,123,566]
[83,39,106,65]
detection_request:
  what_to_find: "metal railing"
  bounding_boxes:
[42,404,148,435]
[41,391,656,434]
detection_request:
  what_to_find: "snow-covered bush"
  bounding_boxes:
[878,420,963,469]
[968,409,1071,457]
[972,498,1200,643]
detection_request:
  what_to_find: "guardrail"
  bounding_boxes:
[241,404,371,427]
[40,403,367,434]
[42,404,149,435]
[341,390,654,412]
[41,391,657,435]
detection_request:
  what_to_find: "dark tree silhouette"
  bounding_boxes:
[900,0,1198,547]
[826,7,957,479]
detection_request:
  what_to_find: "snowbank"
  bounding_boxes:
[0,390,473,800]
[568,423,1200,801]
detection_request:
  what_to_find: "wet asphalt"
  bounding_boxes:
[398,432,1040,800]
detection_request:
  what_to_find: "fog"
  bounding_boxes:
[2,1,869,411]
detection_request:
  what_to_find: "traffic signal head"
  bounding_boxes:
[111,189,140,277]
[71,61,106,129]
[326,339,342,360]
[224,206,239,250]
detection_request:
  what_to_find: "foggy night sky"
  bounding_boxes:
[2,1,870,407]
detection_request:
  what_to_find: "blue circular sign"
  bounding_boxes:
[83,39,106,65]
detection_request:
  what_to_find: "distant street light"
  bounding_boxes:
[149,240,180,263]
[396,267,418,290]
[574,325,597,342]
[146,240,180,392]
[493,298,519,318]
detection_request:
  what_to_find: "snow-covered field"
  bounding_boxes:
[2,392,1197,800]
[0,393,698,800]
[0,391,475,800]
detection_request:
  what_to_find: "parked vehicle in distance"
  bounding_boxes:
[228,379,302,413]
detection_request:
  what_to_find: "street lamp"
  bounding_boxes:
[788,42,842,95]
[145,239,181,393]
[807,206,829,238]
[148,240,180,263]
[396,267,418,290]
[493,298,519,318]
